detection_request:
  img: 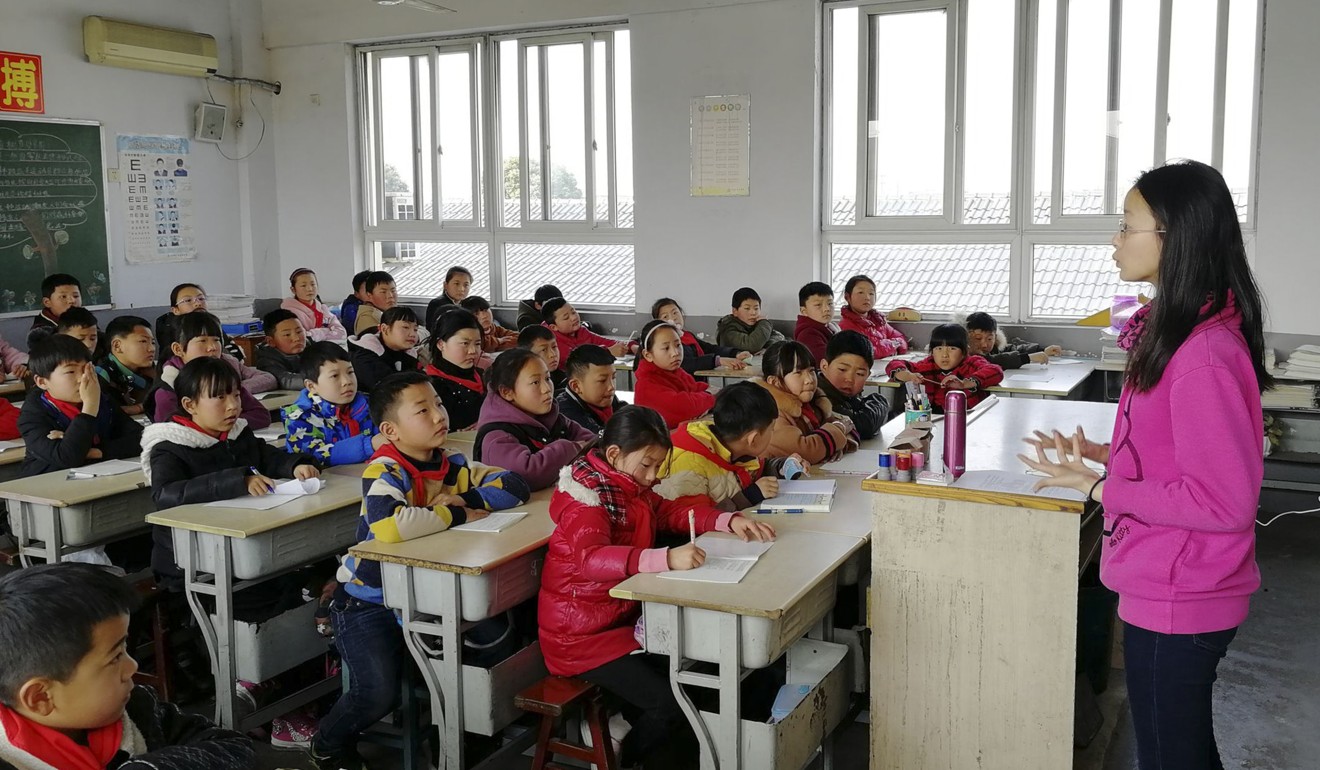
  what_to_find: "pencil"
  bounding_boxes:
[688,509,696,543]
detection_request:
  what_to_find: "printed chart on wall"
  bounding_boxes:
[0,117,111,314]
[117,134,195,264]
[690,95,750,197]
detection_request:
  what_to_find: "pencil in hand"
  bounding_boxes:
[688,508,696,543]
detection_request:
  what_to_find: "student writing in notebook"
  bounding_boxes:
[541,406,774,769]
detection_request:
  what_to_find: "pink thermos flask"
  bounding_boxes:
[944,390,967,479]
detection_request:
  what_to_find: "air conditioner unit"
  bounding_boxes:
[83,16,218,77]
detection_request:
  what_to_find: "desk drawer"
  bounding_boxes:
[179,504,359,580]
[213,600,330,683]
[23,489,152,548]
[452,641,547,736]
[380,550,545,622]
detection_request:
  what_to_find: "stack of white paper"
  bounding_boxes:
[755,479,836,512]
[658,533,773,584]
[451,511,527,532]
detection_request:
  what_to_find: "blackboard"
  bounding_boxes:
[0,117,112,314]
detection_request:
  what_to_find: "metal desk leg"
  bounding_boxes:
[398,566,465,770]
[715,612,743,770]
[14,502,61,566]
[664,605,718,769]
[179,530,238,729]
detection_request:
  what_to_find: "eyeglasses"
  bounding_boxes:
[175,294,206,308]
[1116,222,1166,238]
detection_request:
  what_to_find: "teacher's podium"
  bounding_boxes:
[865,398,1118,769]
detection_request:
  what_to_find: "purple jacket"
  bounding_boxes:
[0,333,26,373]
[1101,301,1263,635]
[152,355,273,429]
[475,391,593,491]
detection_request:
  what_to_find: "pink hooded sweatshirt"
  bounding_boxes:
[1101,299,1262,635]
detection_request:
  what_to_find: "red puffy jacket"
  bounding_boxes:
[885,353,1004,410]
[633,358,714,429]
[539,451,723,677]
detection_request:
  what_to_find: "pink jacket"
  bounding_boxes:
[0,334,26,373]
[280,297,347,343]
[839,306,908,358]
[1100,302,1263,635]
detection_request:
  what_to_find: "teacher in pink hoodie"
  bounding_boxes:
[1022,160,1271,770]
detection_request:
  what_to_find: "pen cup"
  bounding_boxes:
[905,407,931,425]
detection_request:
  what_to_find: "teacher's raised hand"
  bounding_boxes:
[1017,428,1104,500]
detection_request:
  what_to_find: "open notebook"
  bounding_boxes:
[657,533,773,584]
[754,479,836,512]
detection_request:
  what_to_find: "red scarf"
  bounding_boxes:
[569,450,641,525]
[0,702,124,770]
[679,330,706,358]
[425,363,485,395]
[370,442,451,507]
[336,404,361,436]
[299,298,325,328]
[42,393,99,446]
[800,400,825,430]
[587,400,615,426]
[670,423,759,488]
[170,414,229,441]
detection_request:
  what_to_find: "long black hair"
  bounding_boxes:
[1126,160,1272,393]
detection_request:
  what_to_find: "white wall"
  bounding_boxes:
[0,0,276,310]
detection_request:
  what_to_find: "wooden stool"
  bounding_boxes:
[129,578,174,703]
[515,676,619,770]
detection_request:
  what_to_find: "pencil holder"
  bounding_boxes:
[905,407,931,425]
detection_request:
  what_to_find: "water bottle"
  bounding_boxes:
[944,390,967,480]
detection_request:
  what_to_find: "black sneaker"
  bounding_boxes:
[306,741,365,770]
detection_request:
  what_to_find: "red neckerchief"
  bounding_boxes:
[0,702,124,770]
[41,309,60,325]
[670,422,759,488]
[678,330,706,358]
[425,363,485,395]
[170,414,229,441]
[587,400,614,425]
[299,298,324,328]
[370,443,451,507]
[336,404,361,436]
[800,401,825,430]
[42,393,102,446]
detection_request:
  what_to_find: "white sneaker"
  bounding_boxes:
[580,713,629,757]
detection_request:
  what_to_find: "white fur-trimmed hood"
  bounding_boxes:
[139,418,249,485]
[555,465,601,508]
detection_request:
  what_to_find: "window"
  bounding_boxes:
[361,27,633,309]
[825,0,1261,320]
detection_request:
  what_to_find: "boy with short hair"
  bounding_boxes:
[817,330,888,440]
[310,372,530,769]
[556,344,624,434]
[541,298,625,366]
[0,562,255,770]
[794,281,840,362]
[717,287,785,354]
[964,311,1063,370]
[19,335,144,476]
[255,308,309,391]
[148,312,273,428]
[27,273,82,350]
[96,316,157,417]
[282,341,385,466]
[348,306,420,393]
[55,307,100,356]
[460,295,518,353]
[339,270,372,333]
[516,283,563,329]
[352,272,399,336]
[655,381,797,512]
[517,325,567,393]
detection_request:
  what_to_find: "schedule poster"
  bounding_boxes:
[118,134,195,264]
[690,95,750,197]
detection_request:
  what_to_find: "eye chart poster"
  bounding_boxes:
[117,134,195,264]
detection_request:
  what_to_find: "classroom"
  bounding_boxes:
[1,0,1318,769]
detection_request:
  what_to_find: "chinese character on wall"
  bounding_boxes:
[0,52,44,114]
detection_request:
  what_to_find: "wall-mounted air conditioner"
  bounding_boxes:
[83,16,218,78]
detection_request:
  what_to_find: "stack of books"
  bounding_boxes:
[1262,383,1318,410]
[1279,345,1320,379]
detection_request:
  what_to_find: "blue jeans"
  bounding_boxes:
[1124,622,1238,770]
[315,596,405,754]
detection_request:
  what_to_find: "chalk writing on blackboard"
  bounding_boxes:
[0,127,99,275]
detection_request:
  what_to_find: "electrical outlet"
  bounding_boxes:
[107,167,120,183]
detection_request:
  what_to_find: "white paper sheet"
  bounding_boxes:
[819,452,885,476]
[451,511,527,532]
[1001,372,1054,383]
[953,470,1084,501]
[204,477,323,509]
[657,556,757,583]
[66,459,142,478]
[254,425,287,441]
[0,440,22,452]
[694,534,773,560]
[775,479,837,496]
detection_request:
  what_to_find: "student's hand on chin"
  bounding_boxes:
[730,515,775,543]
[294,464,320,481]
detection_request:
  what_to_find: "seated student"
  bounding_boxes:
[557,344,626,434]
[518,325,567,394]
[281,268,348,343]
[633,320,715,429]
[964,311,1063,370]
[425,265,474,329]
[339,269,373,334]
[19,335,144,477]
[255,308,309,391]
[716,286,786,354]
[311,371,530,769]
[423,308,486,431]
[817,330,889,440]
[752,340,856,464]
[95,315,157,417]
[543,298,625,366]
[839,274,908,358]
[541,406,775,770]
[154,284,245,366]
[794,281,840,363]
[887,322,1004,411]
[0,393,17,440]
[0,332,29,380]
[656,381,799,512]
[27,273,81,351]
[55,306,101,357]
[0,563,255,770]
[348,306,420,394]
[460,295,518,354]
[282,341,384,466]
[140,357,320,583]
[516,283,562,329]
[149,312,273,429]
[353,272,399,336]
[650,298,750,374]
[474,348,594,491]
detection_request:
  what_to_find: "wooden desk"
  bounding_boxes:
[348,489,554,770]
[865,398,1117,769]
[254,389,300,413]
[146,468,367,730]
[0,443,25,483]
[991,359,1096,399]
[0,467,150,565]
[0,378,24,400]
[612,528,864,770]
